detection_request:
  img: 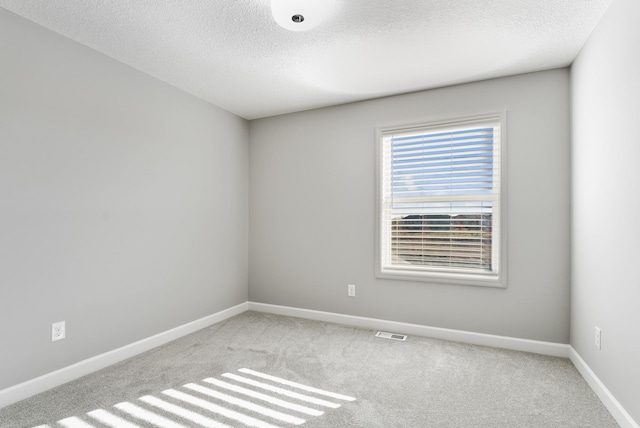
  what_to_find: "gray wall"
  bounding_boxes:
[0,9,248,390]
[571,0,640,422]
[249,69,571,343]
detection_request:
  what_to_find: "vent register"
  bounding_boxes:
[375,331,408,341]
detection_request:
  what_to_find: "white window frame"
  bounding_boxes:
[375,112,507,288]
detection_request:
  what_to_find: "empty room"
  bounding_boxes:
[0,1,638,427]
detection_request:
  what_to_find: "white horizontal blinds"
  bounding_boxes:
[391,127,494,199]
[383,119,500,274]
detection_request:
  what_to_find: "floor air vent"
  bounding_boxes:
[375,331,407,341]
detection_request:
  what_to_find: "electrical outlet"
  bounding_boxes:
[594,326,601,350]
[52,321,66,342]
[347,284,356,297]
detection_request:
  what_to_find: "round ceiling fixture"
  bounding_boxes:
[271,0,332,31]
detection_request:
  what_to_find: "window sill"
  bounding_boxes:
[376,267,506,288]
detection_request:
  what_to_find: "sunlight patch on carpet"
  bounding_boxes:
[31,368,356,428]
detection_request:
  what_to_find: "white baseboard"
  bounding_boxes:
[0,302,248,410]
[569,347,639,428]
[248,302,570,358]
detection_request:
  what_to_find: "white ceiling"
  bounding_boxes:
[0,0,612,119]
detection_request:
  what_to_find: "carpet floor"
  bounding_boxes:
[0,311,620,427]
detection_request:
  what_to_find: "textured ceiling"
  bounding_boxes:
[0,0,612,119]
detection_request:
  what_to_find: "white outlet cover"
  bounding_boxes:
[52,321,66,342]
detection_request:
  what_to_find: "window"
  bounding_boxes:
[375,113,506,287]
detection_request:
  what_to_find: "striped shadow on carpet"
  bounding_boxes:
[32,368,356,428]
